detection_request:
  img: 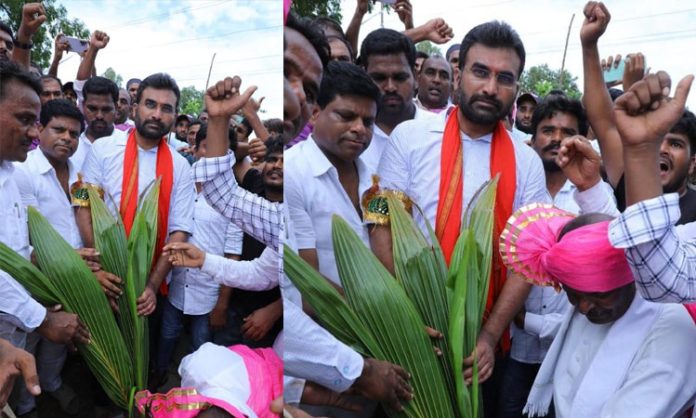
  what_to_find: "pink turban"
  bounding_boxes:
[500,204,634,293]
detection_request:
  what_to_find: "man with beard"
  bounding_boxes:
[359,28,433,171]
[77,73,194,318]
[114,88,134,132]
[214,136,284,349]
[287,60,380,290]
[373,21,549,418]
[499,94,612,418]
[499,209,696,418]
[512,92,537,140]
[70,76,119,171]
[580,1,696,219]
[415,55,452,113]
[38,76,63,105]
[0,22,13,62]
[0,60,89,417]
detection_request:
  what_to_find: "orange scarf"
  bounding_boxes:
[120,129,174,295]
[435,106,516,352]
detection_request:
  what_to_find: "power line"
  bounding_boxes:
[164,54,279,71]
[101,1,231,31]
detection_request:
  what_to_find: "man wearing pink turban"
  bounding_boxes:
[500,205,696,418]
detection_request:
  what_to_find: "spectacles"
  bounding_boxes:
[464,66,517,89]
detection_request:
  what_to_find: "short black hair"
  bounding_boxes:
[0,21,13,38]
[39,99,85,133]
[83,76,119,104]
[326,34,355,61]
[608,88,623,102]
[558,213,614,241]
[317,61,381,109]
[530,94,589,140]
[239,117,253,139]
[359,28,416,70]
[264,135,284,159]
[189,120,203,130]
[263,118,283,135]
[195,123,207,149]
[416,50,429,60]
[135,73,180,110]
[671,109,696,157]
[40,75,62,87]
[126,78,141,89]
[0,60,42,102]
[458,21,526,77]
[313,16,345,38]
[286,11,330,69]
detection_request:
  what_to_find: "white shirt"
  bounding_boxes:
[0,162,46,332]
[168,189,243,315]
[82,130,194,235]
[14,149,83,249]
[360,107,433,173]
[552,301,696,418]
[70,131,93,174]
[285,136,374,286]
[377,110,551,238]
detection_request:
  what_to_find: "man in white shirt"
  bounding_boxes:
[77,72,195,317]
[70,76,119,172]
[414,55,453,114]
[359,28,433,170]
[153,121,243,387]
[0,59,89,416]
[502,212,696,418]
[14,99,115,415]
[286,61,380,287]
[500,94,600,418]
[372,21,550,417]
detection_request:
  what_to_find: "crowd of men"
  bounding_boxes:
[2,0,696,417]
[282,0,696,417]
[1,2,285,417]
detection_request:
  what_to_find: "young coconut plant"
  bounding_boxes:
[284,178,498,418]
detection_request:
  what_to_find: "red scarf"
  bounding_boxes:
[120,129,174,295]
[435,107,516,352]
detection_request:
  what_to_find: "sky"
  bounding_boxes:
[54,0,282,118]
[340,0,696,110]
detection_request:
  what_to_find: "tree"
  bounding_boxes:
[101,67,123,88]
[416,40,441,56]
[291,0,342,21]
[180,86,204,117]
[518,64,581,99]
[0,0,90,70]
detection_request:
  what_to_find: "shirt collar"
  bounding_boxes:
[305,135,337,177]
[559,179,576,194]
[31,149,78,184]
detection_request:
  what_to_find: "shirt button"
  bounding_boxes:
[542,305,546,309]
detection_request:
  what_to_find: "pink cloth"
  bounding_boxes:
[284,0,291,24]
[135,387,247,418]
[228,345,283,418]
[500,204,634,293]
[685,303,696,325]
[136,344,283,418]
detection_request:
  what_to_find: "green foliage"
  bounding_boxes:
[102,67,123,88]
[416,40,442,57]
[519,64,581,99]
[291,0,342,22]
[180,85,204,117]
[0,0,89,70]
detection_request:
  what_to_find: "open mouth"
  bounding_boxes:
[659,157,671,173]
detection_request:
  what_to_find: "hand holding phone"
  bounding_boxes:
[61,35,89,54]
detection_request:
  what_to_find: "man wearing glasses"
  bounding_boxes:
[372,21,549,418]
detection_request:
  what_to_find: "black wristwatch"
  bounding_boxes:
[13,39,33,49]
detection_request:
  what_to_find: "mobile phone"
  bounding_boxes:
[603,58,625,84]
[63,36,88,54]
